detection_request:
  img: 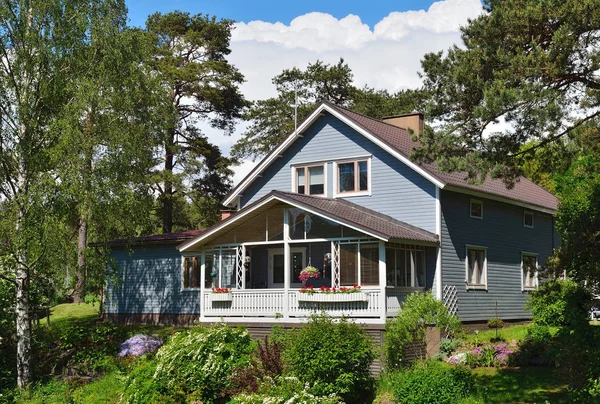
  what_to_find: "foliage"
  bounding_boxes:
[439,338,462,357]
[299,285,361,294]
[123,358,180,404]
[298,266,320,283]
[417,0,600,183]
[153,323,255,403]
[229,376,343,404]
[118,334,163,357]
[283,314,375,401]
[512,325,554,367]
[526,279,592,327]
[487,318,504,329]
[385,292,461,370]
[465,344,514,368]
[390,360,474,404]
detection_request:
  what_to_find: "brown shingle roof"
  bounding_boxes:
[101,229,205,247]
[325,102,559,211]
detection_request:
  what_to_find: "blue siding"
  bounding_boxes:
[105,244,200,315]
[440,190,555,321]
[241,112,437,233]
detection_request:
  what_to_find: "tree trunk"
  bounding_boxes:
[162,132,175,233]
[73,215,87,303]
[15,261,31,388]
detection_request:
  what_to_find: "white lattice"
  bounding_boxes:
[443,284,458,315]
[332,241,340,288]
[236,246,245,289]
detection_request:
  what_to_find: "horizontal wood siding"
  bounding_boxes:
[105,244,200,316]
[441,190,555,322]
[241,112,437,233]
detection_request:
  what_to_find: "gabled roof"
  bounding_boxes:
[224,101,558,213]
[179,190,438,251]
[100,229,205,247]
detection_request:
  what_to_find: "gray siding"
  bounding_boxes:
[105,244,200,315]
[241,112,437,233]
[440,190,555,321]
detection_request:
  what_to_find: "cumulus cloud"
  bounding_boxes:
[203,0,485,185]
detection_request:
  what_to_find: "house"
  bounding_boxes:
[104,101,559,326]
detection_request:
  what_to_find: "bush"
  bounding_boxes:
[439,338,462,356]
[391,360,474,404]
[119,334,162,357]
[229,376,343,404]
[464,344,513,368]
[513,325,554,366]
[153,323,256,403]
[385,292,461,370]
[123,358,180,404]
[284,314,375,402]
[526,279,592,327]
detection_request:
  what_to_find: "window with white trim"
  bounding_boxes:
[182,256,200,289]
[470,199,483,219]
[524,210,534,228]
[336,159,369,195]
[339,242,379,286]
[294,165,325,195]
[522,254,538,290]
[466,247,487,288]
[386,245,426,288]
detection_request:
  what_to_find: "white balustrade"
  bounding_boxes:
[203,289,285,317]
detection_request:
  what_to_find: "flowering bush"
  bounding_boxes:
[119,334,163,357]
[229,376,343,404]
[464,343,513,368]
[212,287,231,293]
[298,266,320,283]
[298,285,361,294]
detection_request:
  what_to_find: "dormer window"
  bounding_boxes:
[470,199,483,219]
[334,159,370,196]
[524,210,534,228]
[294,165,324,195]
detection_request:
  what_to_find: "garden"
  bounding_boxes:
[2,279,598,403]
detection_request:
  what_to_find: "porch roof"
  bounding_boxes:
[178,190,438,251]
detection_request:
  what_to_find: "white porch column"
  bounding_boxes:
[283,208,290,319]
[379,241,387,321]
[200,253,206,321]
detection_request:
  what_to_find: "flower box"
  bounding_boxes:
[297,292,369,303]
[209,293,233,302]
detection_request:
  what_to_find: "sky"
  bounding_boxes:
[124,0,485,185]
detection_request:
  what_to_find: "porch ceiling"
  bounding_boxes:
[178,190,438,252]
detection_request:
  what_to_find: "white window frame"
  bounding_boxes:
[181,255,201,291]
[291,164,327,196]
[267,247,306,288]
[521,252,539,291]
[465,245,487,290]
[523,210,534,228]
[333,157,372,197]
[385,246,427,289]
[338,240,380,286]
[470,199,483,219]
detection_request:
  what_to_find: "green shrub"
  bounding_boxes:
[153,323,255,403]
[439,337,462,356]
[526,279,592,327]
[391,360,474,404]
[229,376,343,404]
[284,314,375,401]
[513,325,553,366]
[123,358,180,404]
[385,292,461,370]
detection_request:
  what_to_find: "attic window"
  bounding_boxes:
[334,159,370,196]
[524,210,534,228]
[470,199,483,219]
[294,165,325,195]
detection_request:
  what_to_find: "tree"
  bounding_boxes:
[416,0,600,184]
[232,58,425,161]
[0,0,136,387]
[146,11,246,233]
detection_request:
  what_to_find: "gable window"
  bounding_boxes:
[466,246,487,289]
[335,159,370,196]
[295,165,325,195]
[522,253,538,290]
[386,245,426,288]
[524,210,534,228]
[470,199,483,219]
[182,256,201,289]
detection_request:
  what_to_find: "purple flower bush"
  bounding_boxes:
[463,343,514,368]
[119,334,163,357]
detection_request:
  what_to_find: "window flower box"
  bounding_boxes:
[297,292,369,303]
[209,288,233,302]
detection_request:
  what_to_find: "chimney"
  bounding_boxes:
[382,112,424,133]
[220,209,236,221]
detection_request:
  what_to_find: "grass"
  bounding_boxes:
[461,324,559,345]
[39,302,99,327]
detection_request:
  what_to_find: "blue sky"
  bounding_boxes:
[125,0,440,28]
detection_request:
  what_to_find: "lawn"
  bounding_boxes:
[461,323,559,345]
[39,302,99,327]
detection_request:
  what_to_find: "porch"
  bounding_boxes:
[178,191,439,324]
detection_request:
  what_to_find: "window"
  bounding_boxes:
[182,256,200,289]
[335,159,369,195]
[466,247,487,288]
[386,246,426,288]
[295,165,325,195]
[470,199,483,219]
[524,210,534,228]
[339,242,379,286]
[522,254,538,290]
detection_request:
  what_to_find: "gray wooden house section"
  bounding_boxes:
[440,190,556,322]
[240,112,437,233]
[105,244,200,321]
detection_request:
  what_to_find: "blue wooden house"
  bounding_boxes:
[105,102,558,326]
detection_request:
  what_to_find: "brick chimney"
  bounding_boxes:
[382,112,424,133]
[220,209,236,221]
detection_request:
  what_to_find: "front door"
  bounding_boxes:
[268,248,306,288]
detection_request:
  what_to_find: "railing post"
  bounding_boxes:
[200,253,206,322]
[379,241,387,321]
[283,208,290,319]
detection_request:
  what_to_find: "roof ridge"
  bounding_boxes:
[323,100,416,134]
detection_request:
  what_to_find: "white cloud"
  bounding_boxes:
[203,0,485,186]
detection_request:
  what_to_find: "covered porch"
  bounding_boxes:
[178,191,439,324]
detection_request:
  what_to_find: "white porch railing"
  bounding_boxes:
[203,289,285,317]
[288,289,382,318]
